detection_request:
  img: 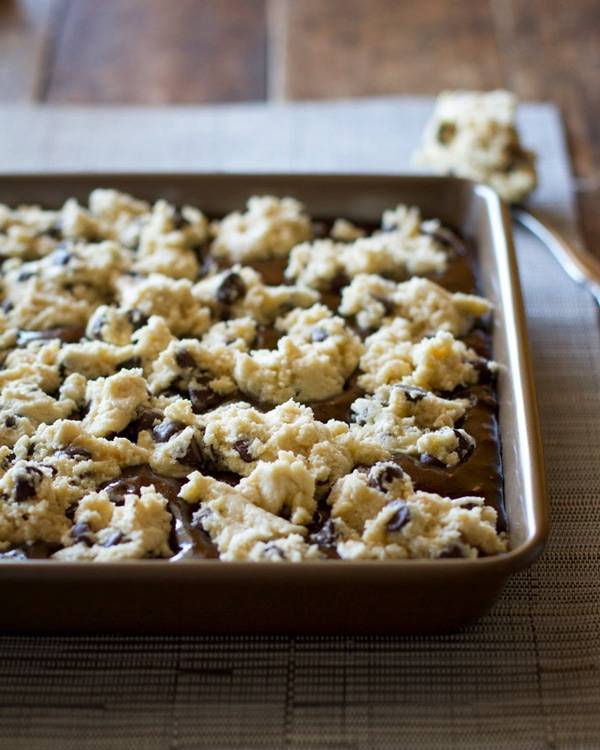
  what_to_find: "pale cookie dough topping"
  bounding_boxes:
[198,399,387,488]
[328,463,507,559]
[358,326,485,393]
[211,196,312,262]
[350,385,473,466]
[285,206,447,290]
[193,265,318,324]
[233,304,362,404]
[0,188,504,563]
[340,275,491,334]
[415,89,537,203]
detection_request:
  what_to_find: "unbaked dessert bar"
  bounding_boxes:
[0,190,507,562]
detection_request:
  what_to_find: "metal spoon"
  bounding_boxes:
[511,206,600,306]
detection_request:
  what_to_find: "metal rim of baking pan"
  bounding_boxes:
[0,173,549,627]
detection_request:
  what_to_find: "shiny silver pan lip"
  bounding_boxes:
[0,173,548,633]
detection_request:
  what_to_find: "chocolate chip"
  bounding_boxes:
[367,462,406,493]
[437,121,456,144]
[102,531,124,548]
[46,222,63,240]
[175,348,196,369]
[57,446,92,460]
[51,248,73,265]
[70,522,94,546]
[88,315,106,340]
[216,272,246,305]
[233,439,253,463]
[17,325,84,346]
[171,208,190,230]
[422,225,464,254]
[188,384,222,414]
[126,308,149,330]
[1,300,13,313]
[330,271,349,292]
[133,409,162,434]
[4,416,16,428]
[117,356,142,370]
[0,549,28,561]
[398,384,428,403]
[14,466,43,503]
[103,475,143,505]
[385,500,411,533]
[438,543,465,559]
[375,296,396,316]
[454,429,475,463]
[473,358,494,384]
[65,503,77,521]
[195,249,217,279]
[311,220,330,239]
[419,453,444,468]
[152,420,187,443]
[17,270,36,282]
[311,326,329,342]
[263,542,285,559]
[181,436,205,469]
[310,519,337,548]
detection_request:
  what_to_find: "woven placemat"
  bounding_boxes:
[1,98,599,749]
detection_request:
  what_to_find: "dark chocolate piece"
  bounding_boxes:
[385,501,411,532]
[233,439,254,463]
[367,462,406,493]
[152,420,187,443]
[216,272,246,305]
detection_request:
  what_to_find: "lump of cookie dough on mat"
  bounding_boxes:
[211,196,312,263]
[415,89,537,203]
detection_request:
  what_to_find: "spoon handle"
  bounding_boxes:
[511,206,600,307]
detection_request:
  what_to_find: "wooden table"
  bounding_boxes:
[1,0,598,252]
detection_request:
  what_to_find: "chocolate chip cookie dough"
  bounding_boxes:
[415,90,537,204]
[0,189,507,562]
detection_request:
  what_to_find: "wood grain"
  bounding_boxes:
[0,0,61,101]
[493,0,600,181]
[43,0,267,103]
[270,0,504,100]
[576,185,600,257]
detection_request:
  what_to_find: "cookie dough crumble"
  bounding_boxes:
[415,89,537,203]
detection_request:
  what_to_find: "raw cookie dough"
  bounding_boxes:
[329,462,507,559]
[415,90,537,203]
[211,196,312,263]
[286,220,447,290]
[350,384,473,466]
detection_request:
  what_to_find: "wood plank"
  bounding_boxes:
[0,0,61,101]
[576,185,600,258]
[493,0,600,179]
[44,0,267,103]
[270,0,504,100]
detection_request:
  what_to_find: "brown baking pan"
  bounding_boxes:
[0,173,548,634]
